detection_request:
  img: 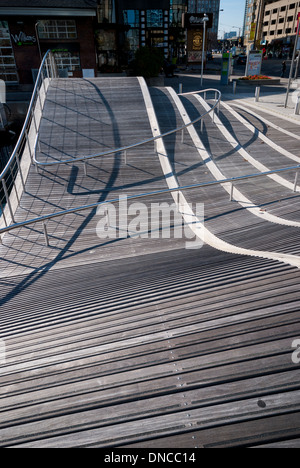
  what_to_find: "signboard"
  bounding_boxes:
[246,50,263,76]
[182,13,213,29]
[249,23,256,41]
[11,31,36,46]
[220,52,232,85]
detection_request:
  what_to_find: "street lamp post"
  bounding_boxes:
[201,14,209,86]
[285,17,300,108]
[35,21,42,63]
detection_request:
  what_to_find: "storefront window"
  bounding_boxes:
[37,20,77,39]
[123,10,140,56]
[0,21,18,82]
[54,51,81,71]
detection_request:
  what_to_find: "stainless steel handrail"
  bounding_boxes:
[0,50,56,181]
[0,164,299,241]
[33,88,222,167]
[1,75,299,245]
[0,50,58,226]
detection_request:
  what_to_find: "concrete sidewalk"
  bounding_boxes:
[164,72,300,123]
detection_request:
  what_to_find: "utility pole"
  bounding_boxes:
[201,14,209,86]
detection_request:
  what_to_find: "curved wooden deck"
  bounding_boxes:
[0,77,299,448]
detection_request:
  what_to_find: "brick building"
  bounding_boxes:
[0,0,98,85]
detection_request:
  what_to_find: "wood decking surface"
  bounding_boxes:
[0,77,299,448]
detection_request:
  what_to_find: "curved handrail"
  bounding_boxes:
[0,163,300,238]
[0,50,56,182]
[0,49,58,225]
[33,87,222,167]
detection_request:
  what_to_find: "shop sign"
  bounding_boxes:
[11,31,36,46]
[182,13,213,29]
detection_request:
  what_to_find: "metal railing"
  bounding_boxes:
[0,50,58,227]
[0,163,300,246]
[0,73,300,247]
[33,88,222,168]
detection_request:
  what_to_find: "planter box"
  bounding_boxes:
[145,76,165,87]
[234,78,281,86]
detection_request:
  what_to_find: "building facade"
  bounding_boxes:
[262,0,300,54]
[0,0,98,85]
[96,0,188,70]
[243,0,300,55]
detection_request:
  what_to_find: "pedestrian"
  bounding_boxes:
[281,61,287,78]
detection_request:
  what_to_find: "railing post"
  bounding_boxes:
[0,200,8,227]
[2,179,15,224]
[181,129,184,143]
[230,183,234,201]
[201,117,204,133]
[25,128,33,163]
[83,161,87,176]
[124,150,127,165]
[294,171,299,192]
[10,167,20,205]
[15,153,26,192]
[43,222,49,246]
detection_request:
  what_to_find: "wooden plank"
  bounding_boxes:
[6,390,300,447]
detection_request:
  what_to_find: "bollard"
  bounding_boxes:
[179,83,183,94]
[255,86,260,102]
[295,96,300,115]
[233,81,237,95]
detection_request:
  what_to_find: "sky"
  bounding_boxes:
[218,0,246,37]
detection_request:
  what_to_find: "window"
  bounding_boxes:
[98,0,115,23]
[123,10,140,55]
[286,28,292,33]
[53,51,80,71]
[0,21,18,82]
[37,20,77,39]
[147,10,163,28]
[123,10,140,28]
